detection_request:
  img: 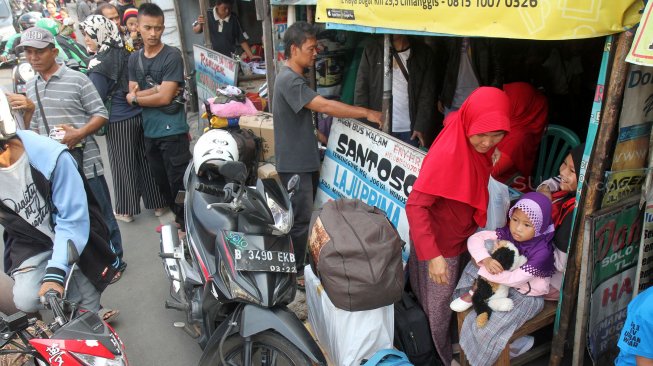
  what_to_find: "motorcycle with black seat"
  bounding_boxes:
[159,156,326,366]
[0,242,129,366]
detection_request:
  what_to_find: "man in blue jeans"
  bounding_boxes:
[6,27,126,280]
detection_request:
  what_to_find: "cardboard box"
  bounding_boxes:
[238,112,275,163]
[257,163,278,180]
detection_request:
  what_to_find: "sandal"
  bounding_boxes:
[110,270,123,284]
[98,307,120,323]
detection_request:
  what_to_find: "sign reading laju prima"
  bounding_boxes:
[316,0,642,40]
[193,45,239,113]
[588,198,643,363]
[315,119,426,261]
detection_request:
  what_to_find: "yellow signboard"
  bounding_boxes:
[316,0,643,40]
[628,0,653,66]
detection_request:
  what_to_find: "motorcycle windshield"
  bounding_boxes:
[214,231,296,308]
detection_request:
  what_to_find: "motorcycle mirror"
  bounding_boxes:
[287,174,300,194]
[219,161,248,183]
[67,240,80,266]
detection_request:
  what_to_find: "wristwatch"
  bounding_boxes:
[131,95,139,106]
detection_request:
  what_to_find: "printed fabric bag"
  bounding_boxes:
[361,349,413,366]
[308,198,404,311]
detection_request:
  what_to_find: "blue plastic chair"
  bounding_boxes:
[533,124,581,186]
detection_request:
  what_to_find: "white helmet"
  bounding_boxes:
[193,129,239,174]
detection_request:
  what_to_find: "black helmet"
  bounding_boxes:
[18,12,42,31]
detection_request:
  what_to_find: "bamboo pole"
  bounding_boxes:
[255,0,275,109]
[549,30,634,366]
[199,0,211,48]
[381,34,392,133]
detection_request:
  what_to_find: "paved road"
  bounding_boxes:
[0,65,203,365]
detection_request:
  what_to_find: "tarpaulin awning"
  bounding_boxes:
[316,0,643,40]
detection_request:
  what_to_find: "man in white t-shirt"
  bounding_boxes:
[355,34,437,147]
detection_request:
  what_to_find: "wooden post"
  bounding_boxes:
[549,30,634,366]
[255,0,276,109]
[381,34,392,133]
[199,0,211,48]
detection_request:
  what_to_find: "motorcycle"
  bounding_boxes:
[0,242,129,366]
[159,157,327,366]
[5,53,31,94]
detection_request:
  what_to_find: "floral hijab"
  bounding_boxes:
[79,15,129,92]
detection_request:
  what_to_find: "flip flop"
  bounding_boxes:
[110,270,123,284]
[99,308,120,323]
[296,274,305,291]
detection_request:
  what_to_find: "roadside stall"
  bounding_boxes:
[305,1,646,365]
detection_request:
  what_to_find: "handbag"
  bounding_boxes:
[361,349,413,366]
[138,49,185,115]
[96,61,125,137]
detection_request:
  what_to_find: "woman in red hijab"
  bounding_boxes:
[492,82,548,190]
[407,87,511,365]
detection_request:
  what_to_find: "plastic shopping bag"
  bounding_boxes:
[484,177,510,230]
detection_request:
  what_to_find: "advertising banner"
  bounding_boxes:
[315,119,426,261]
[193,45,239,113]
[635,205,653,293]
[316,0,642,40]
[601,169,648,208]
[627,0,653,66]
[588,198,643,362]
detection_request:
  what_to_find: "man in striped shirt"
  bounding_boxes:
[6,27,126,277]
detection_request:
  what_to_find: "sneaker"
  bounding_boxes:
[154,208,169,217]
[114,213,134,223]
[509,335,534,358]
[450,290,474,312]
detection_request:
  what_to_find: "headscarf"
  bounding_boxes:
[552,143,585,227]
[497,192,556,278]
[79,15,128,91]
[494,82,548,180]
[413,87,511,227]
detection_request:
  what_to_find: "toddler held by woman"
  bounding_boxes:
[452,192,556,366]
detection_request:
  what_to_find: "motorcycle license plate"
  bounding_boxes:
[233,249,297,273]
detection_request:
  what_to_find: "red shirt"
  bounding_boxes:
[406,190,478,260]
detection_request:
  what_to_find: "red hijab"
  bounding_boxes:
[495,82,548,179]
[413,87,511,227]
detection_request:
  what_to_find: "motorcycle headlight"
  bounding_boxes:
[17,63,34,82]
[266,193,292,234]
[70,352,128,366]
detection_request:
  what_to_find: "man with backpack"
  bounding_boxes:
[0,95,118,314]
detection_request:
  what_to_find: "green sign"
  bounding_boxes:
[591,198,643,290]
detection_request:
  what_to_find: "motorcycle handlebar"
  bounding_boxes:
[43,290,66,326]
[195,183,222,197]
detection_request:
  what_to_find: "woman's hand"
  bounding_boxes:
[428,256,449,285]
[480,257,504,274]
[536,184,553,200]
[492,148,501,166]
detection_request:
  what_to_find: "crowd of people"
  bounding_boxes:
[0,1,189,324]
[0,3,649,366]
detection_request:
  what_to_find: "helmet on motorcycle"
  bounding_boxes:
[18,12,42,31]
[0,93,18,146]
[193,129,239,175]
[35,18,60,36]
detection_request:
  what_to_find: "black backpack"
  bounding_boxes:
[394,290,443,366]
[228,128,261,186]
